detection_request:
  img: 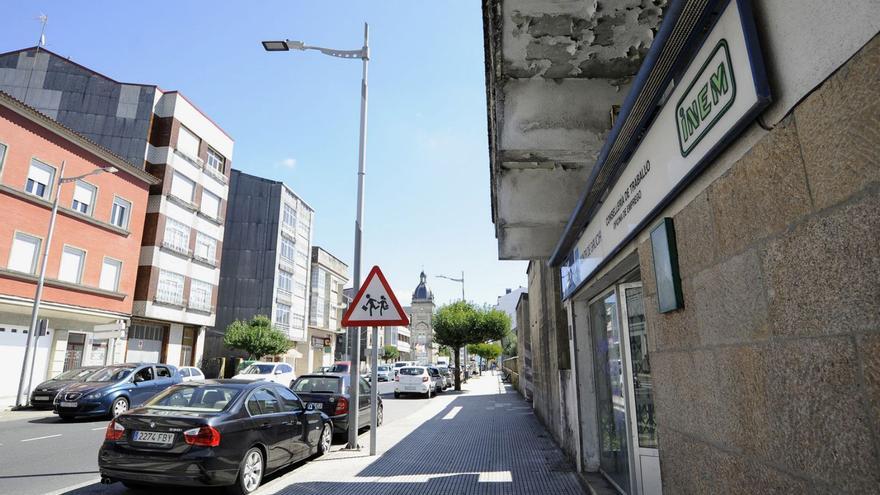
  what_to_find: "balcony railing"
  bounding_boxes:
[203,163,228,185]
[161,240,191,257]
[188,298,213,313]
[173,148,204,169]
[155,290,184,307]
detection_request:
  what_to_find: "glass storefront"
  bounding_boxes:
[590,291,631,493]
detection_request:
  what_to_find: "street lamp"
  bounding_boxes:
[262,24,370,452]
[436,272,469,382]
[15,163,119,408]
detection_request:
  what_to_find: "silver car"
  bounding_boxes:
[377,365,393,382]
[426,366,446,392]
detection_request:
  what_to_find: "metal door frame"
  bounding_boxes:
[618,282,661,495]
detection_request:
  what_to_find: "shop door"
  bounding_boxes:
[619,283,662,495]
[589,290,632,494]
[63,333,86,371]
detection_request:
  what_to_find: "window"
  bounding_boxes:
[278,364,293,374]
[156,270,185,305]
[277,269,293,293]
[194,233,217,263]
[99,258,122,291]
[170,171,195,203]
[177,126,201,161]
[156,366,172,378]
[0,142,6,173]
[248,388,280,415]
[71,181,96,215]
[58,246,86,283]
[25,159,55,199]
[8,233,40,274]
[206,147,225,173]
[280,236,295,261]
[134,367,154,383]
[290,314,304,331]
[110,197,131,229]
[275,387,303,413]
[276,303,291,327]
[200,190,220,219]
[189,279,213,312]
[283,203,296,229]
[163,218,190,255]
[295,281,307,299]
[179,368,191,377]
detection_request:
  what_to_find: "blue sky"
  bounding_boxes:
[2,1,527,306]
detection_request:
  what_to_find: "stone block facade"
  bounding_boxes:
[641,35,880,493]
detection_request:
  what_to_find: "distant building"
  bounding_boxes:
[305,247,348,375]
[212,170,313,369]
[0,46,234,371]
[494,287,526,328]
[0,91,159,407]
[408,271,436,364]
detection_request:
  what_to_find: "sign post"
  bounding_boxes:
[341,266,409,455]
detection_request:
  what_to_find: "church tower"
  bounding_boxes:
[410,271,436,363]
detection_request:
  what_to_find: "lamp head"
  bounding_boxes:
[262,40,289,52]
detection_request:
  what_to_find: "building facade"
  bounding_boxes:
[305,246,348,375]
[408,271,436,364]
[386,325,411,361]
[0,46,234,370]
[483,1,879,493]
[0,91,158,407]
[212,170,313,370]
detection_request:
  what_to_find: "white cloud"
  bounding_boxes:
[278,158,297,169]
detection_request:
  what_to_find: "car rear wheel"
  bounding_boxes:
[111,397,128,417]
[318,424,332,455]
[377,405,383,426]
[394,391,400,399]
[230,447,264,495]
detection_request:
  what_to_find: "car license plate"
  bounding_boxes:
[133,431,174,445]
[60,401,77,408]
[33,396,50,401]
[307,402,323,411]
[404,386,416,391]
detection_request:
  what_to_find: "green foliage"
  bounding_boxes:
[438,345,452,357]
[434,301,512,389]
[223,315,292,359]
[381,344,400,362]
[502,331,518,357]
[467,342,502,361]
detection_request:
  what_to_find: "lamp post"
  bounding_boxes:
[436,272,469,382]
[15,163,118,408]
[262,24,370,451]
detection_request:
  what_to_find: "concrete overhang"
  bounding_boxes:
[483,0,665,259]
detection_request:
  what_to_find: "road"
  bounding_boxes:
[0,380,436,495]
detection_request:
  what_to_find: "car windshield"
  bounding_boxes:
[85,367,133,382]
[393,363,407,368]
[52,368,97,380]
[292,376,342,394]
[240,364,275,375]
[377,366,390,372]
[399,367,424,376]
[145,385,241,412]
[328,363,349,373]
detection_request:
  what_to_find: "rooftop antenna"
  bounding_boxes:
[23,14,48,106]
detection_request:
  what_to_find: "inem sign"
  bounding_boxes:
[561,0,770,299]
[677,40,736,156]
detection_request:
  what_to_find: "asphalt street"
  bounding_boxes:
[0,380,441,495]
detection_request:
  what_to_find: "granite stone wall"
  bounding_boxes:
[639,35,879,494]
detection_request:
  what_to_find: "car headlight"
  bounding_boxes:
[85,392,103,400]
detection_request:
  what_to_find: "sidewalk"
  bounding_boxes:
[257,372,587,495]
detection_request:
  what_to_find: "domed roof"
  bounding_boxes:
[412,271,434,301]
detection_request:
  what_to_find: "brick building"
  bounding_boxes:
[0,91,158,407]
[0,46,234,370]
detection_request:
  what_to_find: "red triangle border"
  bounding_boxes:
[341,265,410,327]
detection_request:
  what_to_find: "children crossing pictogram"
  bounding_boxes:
[342,266,409,327]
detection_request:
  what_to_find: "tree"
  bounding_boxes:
[382,344,399,363]
[467,342,502,375]
[434,302,511,390]
[223,315,292,359]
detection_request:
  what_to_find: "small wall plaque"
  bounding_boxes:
[651,217,684,313]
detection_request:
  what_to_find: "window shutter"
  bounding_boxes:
[99,259,122,291]
[201,191,220,218]
[9,234,39,273]
[59,247,85,283]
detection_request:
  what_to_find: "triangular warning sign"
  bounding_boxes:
[341,266,410,327]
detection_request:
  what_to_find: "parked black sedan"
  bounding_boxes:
[99,379,332,494]
[29,366,101,409]
[290,373,382,436]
